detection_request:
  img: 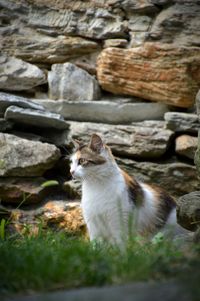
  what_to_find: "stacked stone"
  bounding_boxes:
[0,0,200,234]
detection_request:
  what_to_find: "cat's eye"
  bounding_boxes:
[78,158,88,165]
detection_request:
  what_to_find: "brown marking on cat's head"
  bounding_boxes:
[72,134,111,168]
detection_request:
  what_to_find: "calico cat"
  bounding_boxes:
[70,134,184,244]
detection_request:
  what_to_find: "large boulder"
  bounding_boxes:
[48,63,100,101]
[97,43,200,108]
[67,121,174,159]
[0,133,60,176]
[0,55,46,91]
[177,191,200,231]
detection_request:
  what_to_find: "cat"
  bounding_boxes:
[70,133,184,245]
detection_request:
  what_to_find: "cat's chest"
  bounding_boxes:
[81,180,126,216]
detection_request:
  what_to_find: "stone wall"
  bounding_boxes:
[0,0,200,234]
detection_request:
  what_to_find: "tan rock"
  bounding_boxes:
[103,39,128,48]
[6,200,86,237]
[97,43,200,108]
[175,135,198,160]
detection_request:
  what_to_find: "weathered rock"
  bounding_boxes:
[6,200,85,237]
[117,157,199,198]
[0,177,60,204]
[165,112,199,134]
[0,92,45,116]
[97,43,200,108]
[148,1,200,46]
[121,0,158,14]
[175,135,198,160]
[0,1,126,64]
[129,32,147,47]
[69,51,100,75]
[0,133,60,176]
[0,55,46,91]
[177,191,200,231]
[128,15,153,32]
[48,63,100,101]
[33,99,169,124]
[3,34,100,65]
[5,106,69,130]
[103,39,128,48]
[67,121,173,159]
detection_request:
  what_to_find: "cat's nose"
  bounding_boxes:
[70,169,75,178]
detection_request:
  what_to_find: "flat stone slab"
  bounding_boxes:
[0,55,46,91]
[33,99,169,124]
[0,92,44,115]
[9,281,191,301]
[5,106,69,130]
[67,121,173,159]
[165,112,199,134]
[0,133,60,176]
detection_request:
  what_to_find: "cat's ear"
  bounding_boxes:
[72,139,82,150]
[89,134,104,153]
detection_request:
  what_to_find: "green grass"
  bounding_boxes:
[0,231,199,297]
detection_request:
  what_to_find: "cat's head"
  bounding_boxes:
[70,134,116,180]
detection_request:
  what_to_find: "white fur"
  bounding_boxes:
[70,149,182,244]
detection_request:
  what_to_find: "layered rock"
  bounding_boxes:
[148,1,200,46]
[165,112,199,134]
[97,43,200,108]
[48,63,100,101]
[0,56,46,91]
[0,133,60,176]
[67,121,173,159]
